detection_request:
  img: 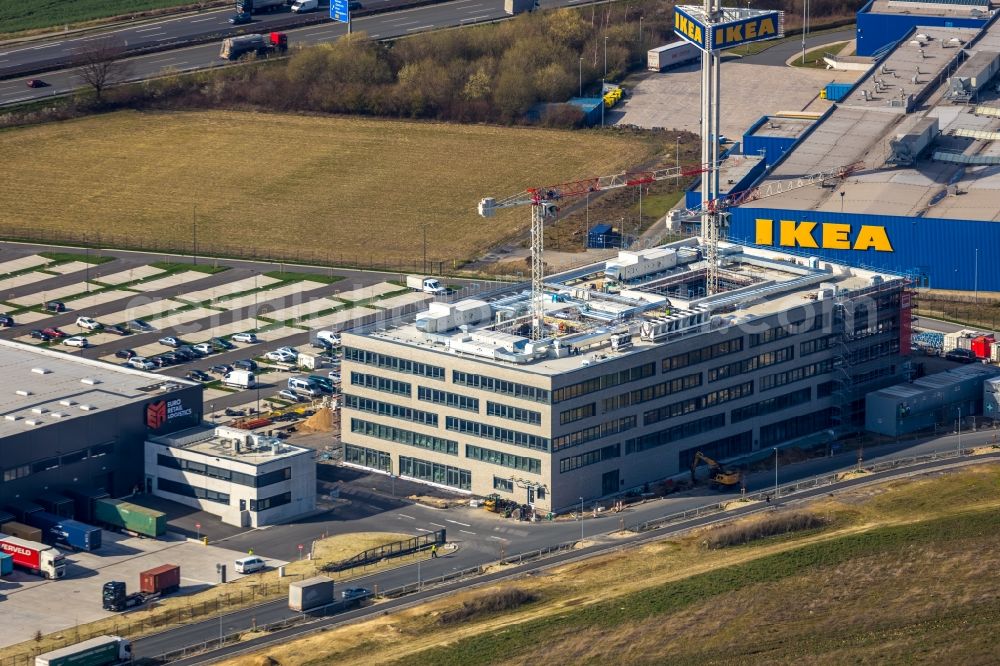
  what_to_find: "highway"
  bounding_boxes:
[0,0,558,107]
[129,426,1000,662]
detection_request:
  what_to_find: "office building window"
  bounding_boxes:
[560,403,596,425]
[559,444,621,473]
[343,347,444,379]
[466,444,541,474]
[553,363,656,403]
[157,477,229,505]
[399,455,471,491]
[452,371,550,403]
[419,387,479,412]
[643,382,754,426]
[344,394,438,426]
[350,418,458,455]
[487,401,541,425]
[350,372,411,397]
[344,444,392,473]
[493,476,514,492]
[662,338,744,372]
[446,417,550,452]
[730,387,812,423]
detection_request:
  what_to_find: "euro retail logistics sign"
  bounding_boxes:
[146,398,193,430]
[754,218,894,252]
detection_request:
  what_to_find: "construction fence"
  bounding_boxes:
[322,530,446,573]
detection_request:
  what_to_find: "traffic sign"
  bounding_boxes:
[196,522,201,529]
[331,0,350,23]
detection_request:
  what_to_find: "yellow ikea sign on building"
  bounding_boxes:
[712,15,778,49]
[755,218,894,252]
[673,7,783,51]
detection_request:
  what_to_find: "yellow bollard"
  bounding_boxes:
[202,536,208,546]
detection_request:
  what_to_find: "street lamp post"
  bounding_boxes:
[958,405,963,455]
[604,36,608,77]
[638,16,643,44]
[675,136,680,171]
[579,57,583,97]
[773,448,779,499]
[601,79,605,126]
[579,496,584,541]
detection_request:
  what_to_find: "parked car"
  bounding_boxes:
[105,324,130,336]
[129,319,153,332]
[210,364,233,375]
[308,375,334,393]
[277,389,305,402]
[152,356,173,368]
[327,372,341,383]
[211,337,235,350]
[341,587,372,602]
[193,343,214,355]
[265,349,296,363]
[316,330,341,346]
[44,300,66,313]
[233,359,258,372]
[30,329,52,341]
[160,352,181,364]
[276,346,297,356]
[312,339,332,350]
[26,79,47,88]
[234,556,267,574]
[159,336,181,348]
[0,313,14,327]
[115,348,137,360]
[232,332,258,344]
[75,316,101,330]
[186,370,211,382]
[128,356,155,370]
[945,349,977,363]
[174,346,198,360]
[229,11,252,24]
[64,336,88,348]
[42,327,66,338]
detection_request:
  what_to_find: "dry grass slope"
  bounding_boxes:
[0,111,658,266]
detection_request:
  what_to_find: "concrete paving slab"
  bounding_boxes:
[300,306,377,331]
[335,281,403,302]
[46,261,92,275]
[151,306,227,332]
[63,289,135,311]
[216,281,322,310]
[93,265,164,285]
[131,271,212,293]
[12,334,45,345]
[0,270,57,294]
[373,292,433,311]
[0,254,47,275]
[263,297,342,322]
[613,62,859,141]
[10,281,94,306]
[179,275,282,304]
[0,531,288,646]
[102,298,186,325]
[193,318,304,341]
[87,331,129,347]
[10,310,52,324]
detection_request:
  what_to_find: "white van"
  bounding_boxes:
[316,330,341,346]
[234,556,267,574]
[291,0,318,11]
[224,370,256,389]
[287,376,316,393]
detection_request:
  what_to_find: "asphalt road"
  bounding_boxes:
[737,28,854,67]
[0,0,551,107]
[131,430,1000,662]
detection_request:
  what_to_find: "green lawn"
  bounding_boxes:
[0,0,218,34]
[792,41,851,68]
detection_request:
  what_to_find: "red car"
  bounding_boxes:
[26,79,46,88]
[42,327,66,338]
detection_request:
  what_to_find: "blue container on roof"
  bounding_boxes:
[567,97,604,127]
[728,206,1000,290]
[855,0,989,56]
[824,82,853,102]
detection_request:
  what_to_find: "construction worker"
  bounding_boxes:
[430,544,438,559]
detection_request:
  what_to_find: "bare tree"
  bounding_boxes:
[75,37,130,102]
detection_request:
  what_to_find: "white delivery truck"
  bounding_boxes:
[223,370,256,389]
[406,275,446,295]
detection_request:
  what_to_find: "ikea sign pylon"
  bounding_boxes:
[673,6,784,52]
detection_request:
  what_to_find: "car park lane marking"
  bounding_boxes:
[445,519,471,527]
[396,513,416,520]
[181,576,216,585]
[415,527,431,532]
[489,536,506,541]
[429,522,446,528]
[459,529,477,535]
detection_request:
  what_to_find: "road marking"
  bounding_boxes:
[445,519,470,527]
[135,26,166,32]
[489,535,506,541]
[459,529,477,535]
[369,33,381,38]
[465,14,490,21]
[407,25,434,31]
[148,57,177,64]
[415,527,431,532]
[181,576,214,585]
[390,19,420,24]
[397,513,416,520]
[190,17,217,22]
[429,522,446,528]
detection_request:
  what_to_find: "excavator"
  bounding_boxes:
[689,451,742,490]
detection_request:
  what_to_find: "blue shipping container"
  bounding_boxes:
[855,0,988,56]
[824,83,853,102]
[566,97,604,127]
[27,511,102,552]
[0,552,12,576]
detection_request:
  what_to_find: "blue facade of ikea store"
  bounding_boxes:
[728,206,998,290]
[855,0,989,56]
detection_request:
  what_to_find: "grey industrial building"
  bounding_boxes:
[0,340,203,509]
[341,240,909,512]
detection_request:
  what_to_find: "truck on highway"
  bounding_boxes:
[27,510,102,552]
[504,0,538,15]
[35,636,132,666]
[93,498,166,539]
[220,32,289,61]
[237,0,286,13]
[0,533,66,579]
[406,275,446,295]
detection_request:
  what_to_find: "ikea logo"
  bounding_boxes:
[674,12,704,47]
[755,219,894,252]
[713,17,777,48]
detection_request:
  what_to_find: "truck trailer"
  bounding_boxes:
[405,275,446,294]
[289,576,334,611]
[27,511,102,552]
[35,636,132,666]
[220,31,288,61]
[0,520,43,542]
[237,0,286,13]
[0,533,66,579]
[140,563,181,594]
[94,498,166,539]
[504,0,537,14]
[647,41,700,71]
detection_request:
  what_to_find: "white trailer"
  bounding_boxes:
[647,42,700,72]
[604,248,677,283]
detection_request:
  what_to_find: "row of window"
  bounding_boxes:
[677,431,753,470]
[760,360,834,392]
[748,314,824,347]
[466,444,541,474]
[559,444,620,474]
[624,413,726,455]
[445,416,550,452]
[452,371,550,403]
[418,387,479,412]
[663,338,744,372]
[560,403,596,425]
[344,394,438,426]
[845,340,899,365]
[552,416,636,452]
[800,335,839,357]
[249,491,291,512]
[2,442,114,483]
[730,387,812,423]
[344,347,444,379]
[760,408,834,447]
[157,477,229,505]
[493,476,514,492]
[643,381,754,426]
[399,455,471,491]
[350,418,458,455]
[602,373,702,412]
[350,371,411,397]
[708,346,793,383]
[552,363,656,403]
[345,444,393,473]
[486,401,541,425]
[157,454,291,488]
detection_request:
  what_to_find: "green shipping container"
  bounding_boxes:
[35,637,122,666]
[93,499,166,538]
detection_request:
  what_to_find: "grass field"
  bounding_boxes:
[0,1,218,34]
[0,111,660,269]
[792,40,851,68]
[216,463,1000,666]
